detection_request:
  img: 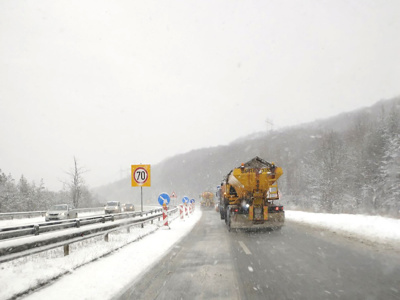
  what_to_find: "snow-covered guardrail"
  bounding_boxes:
[0,208,162,241]
[0,208,177,264]
[0,207,105,220]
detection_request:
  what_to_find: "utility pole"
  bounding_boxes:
[265,118,274,133]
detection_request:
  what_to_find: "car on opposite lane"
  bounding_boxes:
[45,204,78,222]
[123,203,135,212]
[105,201,122,214]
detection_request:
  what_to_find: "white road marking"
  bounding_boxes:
[238,241,252,255]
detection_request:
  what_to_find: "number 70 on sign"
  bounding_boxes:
[131,165,151,187]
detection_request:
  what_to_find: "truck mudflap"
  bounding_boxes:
[229,211,285,230]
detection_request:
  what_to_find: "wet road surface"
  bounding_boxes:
[115,210,400,300]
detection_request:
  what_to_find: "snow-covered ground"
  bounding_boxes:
[0,210,399,300]
[285,211,400,246]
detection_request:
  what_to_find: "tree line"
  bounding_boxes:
[0,157,101,213]
[279,100,400,217]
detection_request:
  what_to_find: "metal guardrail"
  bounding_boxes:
[0,207,177,263]
[0,208,163,240]
[0,207,105,220]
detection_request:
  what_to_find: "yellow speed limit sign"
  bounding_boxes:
[131,165,151,187]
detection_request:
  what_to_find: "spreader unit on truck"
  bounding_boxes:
[217,156,284,231]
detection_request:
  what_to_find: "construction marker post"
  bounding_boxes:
[182,196,190,218]
[179,205,184,219]
[190,199,195,214]
[162,203,169,227]
[158,193,171,229]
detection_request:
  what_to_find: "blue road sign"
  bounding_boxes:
[158,193,170,206]
[182,196,189,204]
[190,199,195,203]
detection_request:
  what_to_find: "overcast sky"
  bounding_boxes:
[1,0,399,191]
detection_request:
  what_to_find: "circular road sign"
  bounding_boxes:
[182,196,189,204]
[190,199,195,203]
[158,193,170,206]
[133,167,148,185]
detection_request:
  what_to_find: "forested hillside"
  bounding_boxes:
[159,98,398,216]
[96,98,400,217]
[2,97,399,217]
[95,97,400,217]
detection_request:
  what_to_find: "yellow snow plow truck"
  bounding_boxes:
[217,156,284,231]
[200,191,215,209]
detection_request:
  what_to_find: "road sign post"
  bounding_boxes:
[170,191,177,206]
[131,164,151,212]
[182,196,189,217]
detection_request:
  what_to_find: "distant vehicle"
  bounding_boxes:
[45,204,78,222]
[123,203,135,212]
[200,191,215,209]
[105,201,122,214]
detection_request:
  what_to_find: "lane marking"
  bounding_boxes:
[238,241,252,255]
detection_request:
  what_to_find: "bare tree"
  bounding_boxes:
[65,156,87,208]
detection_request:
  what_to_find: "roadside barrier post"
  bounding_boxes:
[63,244,70,256]
[162,203,169,228]
[158,193,171,228]
[180,205,184,219]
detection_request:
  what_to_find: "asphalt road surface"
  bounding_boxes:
[115,209,400,300]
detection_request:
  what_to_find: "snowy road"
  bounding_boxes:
[117,210,400,300]
[1,209,399,300]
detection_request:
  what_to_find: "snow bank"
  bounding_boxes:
[286,210,400,245]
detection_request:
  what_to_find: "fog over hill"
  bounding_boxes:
[93,97,400,217]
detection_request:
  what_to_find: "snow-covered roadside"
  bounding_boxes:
[286,210,400,246]
[0,210,202,300]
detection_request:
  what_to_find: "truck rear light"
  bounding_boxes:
[280,206,284,211]
[275,206,279,211]
[234,208,239,212]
